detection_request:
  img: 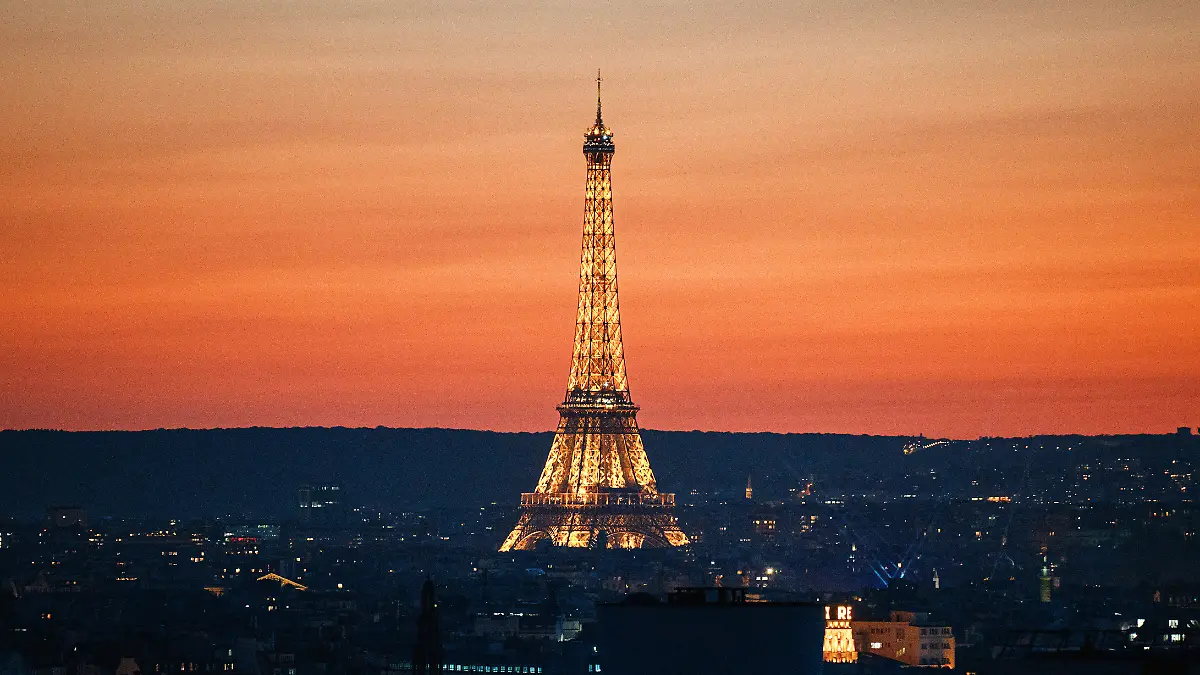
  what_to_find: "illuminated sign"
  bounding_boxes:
[825,605,853,622]
[823,605,857,663]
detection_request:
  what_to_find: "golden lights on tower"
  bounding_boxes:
[499,75,687,552]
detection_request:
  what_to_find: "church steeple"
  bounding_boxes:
[413,578,443,674]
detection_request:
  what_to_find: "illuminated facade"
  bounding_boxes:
[853,611,956,668]
[823,605,858,663]
[499,75,687,551]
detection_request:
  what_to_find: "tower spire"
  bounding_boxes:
[596,69,603,125]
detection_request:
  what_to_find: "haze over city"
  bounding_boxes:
[3,1,1198,436]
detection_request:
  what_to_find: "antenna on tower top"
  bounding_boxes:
[595,69,603,124]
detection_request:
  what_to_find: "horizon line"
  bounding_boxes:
[1,425,1192,441]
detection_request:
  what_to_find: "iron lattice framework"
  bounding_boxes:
[500,75,688,551]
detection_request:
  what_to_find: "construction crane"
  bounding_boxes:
[984,447,1034,583]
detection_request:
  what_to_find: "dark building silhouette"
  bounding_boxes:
[297,484,346,525]
[597,588,824,675]
[413,578,444,674]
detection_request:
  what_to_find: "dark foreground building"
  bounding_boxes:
[596,588,824,675]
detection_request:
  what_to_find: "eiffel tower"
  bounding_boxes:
[499,74,689,551]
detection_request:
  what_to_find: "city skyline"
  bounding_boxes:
[3,2,1198,436]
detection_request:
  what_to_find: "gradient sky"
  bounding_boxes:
[2,1,1198,436]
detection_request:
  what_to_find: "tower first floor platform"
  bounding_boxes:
[499,495,688,551]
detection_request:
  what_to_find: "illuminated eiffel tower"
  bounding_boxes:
[499,74,688,551]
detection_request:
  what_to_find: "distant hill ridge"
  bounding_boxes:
[0,427,1190,518]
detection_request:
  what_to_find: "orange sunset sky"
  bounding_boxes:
[2,1,1198,437]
